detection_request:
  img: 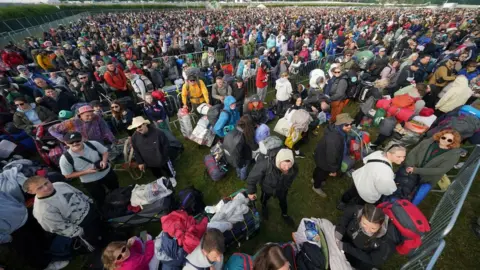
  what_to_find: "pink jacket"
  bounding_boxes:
[117,239,154,270]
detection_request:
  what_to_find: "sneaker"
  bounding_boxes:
[295,152,306,159]
[311,178,314,184]
[44,260,69,270]
[454,162,464,170]
[312,187,327,198]
[282,215,295,228]
[262,206,269,221]
[337,202,347,211]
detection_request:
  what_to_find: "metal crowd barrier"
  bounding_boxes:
[400,240,446,270]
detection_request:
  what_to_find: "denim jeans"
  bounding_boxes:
[236,165,248,180]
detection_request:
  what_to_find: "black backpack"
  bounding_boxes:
[296,242,326,270]
[356,84,374,103]
[63,141,103,172]
[102,186,134,219]
[178,187,206,216]
[344,72,360,99]
[207,103,231,126]
[223,127,245,168]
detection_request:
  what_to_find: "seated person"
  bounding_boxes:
[245,95,267,126]
[23,176,103,249]
[335,204,399,270]
[102,235,154,270]
[49,105,116,145]
[13,97,57,135]
[38,87,79,114]
[143,93,168,130]
[110,100,134,134]
[252,244,291,270]
[294,84,309,100]
[403,130,463,205]
[214,96,240,137]
[0,77,35,104]
[183,228,225,270]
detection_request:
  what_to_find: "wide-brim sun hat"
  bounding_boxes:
[128,116,151,130]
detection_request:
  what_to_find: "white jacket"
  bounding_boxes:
[183,238,223,270]
[436,76,473,113]
[352,151,396,203]
[275,77,293,101]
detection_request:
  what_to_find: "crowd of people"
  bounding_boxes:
[0,5,480,270]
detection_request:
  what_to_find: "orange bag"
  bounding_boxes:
[391,94,417,111]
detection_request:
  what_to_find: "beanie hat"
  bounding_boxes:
[275,149,294,169]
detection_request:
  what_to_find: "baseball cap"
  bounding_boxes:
[77,105,94,115]
[63,132,82,144]
[379,47,386,52]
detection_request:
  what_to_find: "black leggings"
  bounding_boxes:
[341,185,367,205]
[312,167,330,189]
[82,169,119,207]
[261,190,288,215]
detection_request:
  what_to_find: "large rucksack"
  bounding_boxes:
[177,187,205,216]
[377,199,431,255]
[344,72,360,99]
[356,82,374,103]
[296,242,326,270]
[223,127,245,168]
[207,103,231,126]
[224,253,254,270]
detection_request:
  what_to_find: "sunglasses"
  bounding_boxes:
[68,141,82,145]
[116,246,127,261]
[333,71,341,74]
[188,80,196,83]
[111,105,119,109]
[79,77,88,80]
[441,136,453,143]
[15,103,25,106]
[344,123,352,127]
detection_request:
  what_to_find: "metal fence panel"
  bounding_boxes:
[401,240,446,270]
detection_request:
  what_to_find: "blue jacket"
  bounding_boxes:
[144,101,167,122]
[0,192,28,244]
[326,41,337,56]
[155,231,187,270]
[214,96,240,137]
[256,32,264,44]
[266,36,276,49]
[458,68,480,82]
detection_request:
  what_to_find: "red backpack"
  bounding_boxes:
[377,199,430,255]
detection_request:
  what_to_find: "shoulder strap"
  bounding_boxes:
[84,141,102,159]
[185,259,209,270]
[366,159,392,169]
[63,151,76,172]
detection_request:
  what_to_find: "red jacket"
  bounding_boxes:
[256,68,268,88]
[104,69,128,91]
[1,51,24,67]
[116,239,154,270]
[129,65,144,75]
[160,210,208,254]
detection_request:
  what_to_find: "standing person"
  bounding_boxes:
[23,176,103,250]
[232,77,246,116]
[338,145,406,210]
[223,115,257,180]
[129,116,175,178]
[256,62,269,102]
[312,113,353,198]
[247,148,298,227]
[326,67,348,123]
[181,75,210,112]
[275,72,293,116]
[183,228,225,270]
[59,132,119,207]
[104,61,129,98]
[211,76,232,104]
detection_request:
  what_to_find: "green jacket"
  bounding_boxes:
[405,138,462,185]
[13,105,57,135]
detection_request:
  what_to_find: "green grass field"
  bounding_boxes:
[70,90,480,269]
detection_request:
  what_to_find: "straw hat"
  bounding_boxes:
[128,116,151,130]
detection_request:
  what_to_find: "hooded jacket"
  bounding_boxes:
[275,77,293,102]
[131,126,170,168]
[245,100,267,125]
[436,76,473,113]
[116,238,154,270]
[266,35,277,49]
[247,148,298,195]
[314,124,346,173]
[214,96,240,137]
[335,205,399,270]
[353,151,396,204]
[428,60,456,87]
[256,67,268,89]
[13,103,57,135]
[405,138,463,185]
[104,68,128,91]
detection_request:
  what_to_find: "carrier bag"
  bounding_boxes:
[189,116,216,147]
[377,199,431,255]
[177,108,193,138]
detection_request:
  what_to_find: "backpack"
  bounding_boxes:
[356,84,374,103]
[207,103,231,126]
[379,117,397,136]
[223,127,246,168]
[391,94,417,111]
[377,199,431,255]
[224,253,253,270]
[177,187,205,216]
[204,154,227,181]
[139,75,154,91]
[296,242,326,270]
[344,73,360,99]
[63,141,102,172]
[387,68,403,88]
[259,136,284,156]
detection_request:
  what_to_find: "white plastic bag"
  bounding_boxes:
[177,108,193,138]
[196,103,210,115]
[130,177,176,207]
[189,116,215,146]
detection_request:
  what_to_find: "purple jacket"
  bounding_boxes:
[49,114,115,144]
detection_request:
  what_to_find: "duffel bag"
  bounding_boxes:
[223,205,261,248]
[204,154,226,181]
[376,99,392,110]
[404,120,429,134]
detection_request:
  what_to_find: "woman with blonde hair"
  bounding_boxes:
[399,53,419,71]
[402,129,463,204]
[253,244,290,270]
[102,236,154,270]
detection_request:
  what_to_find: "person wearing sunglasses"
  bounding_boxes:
[102,236,154,270]
[338,144,406,210]
[110,100,134,134]
[325,67,348,123]
[12,96,57,135]
[402,130,463,205]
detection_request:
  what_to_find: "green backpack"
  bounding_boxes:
[373,108,387,127]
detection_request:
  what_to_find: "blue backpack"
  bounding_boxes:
[224,253,253,270]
